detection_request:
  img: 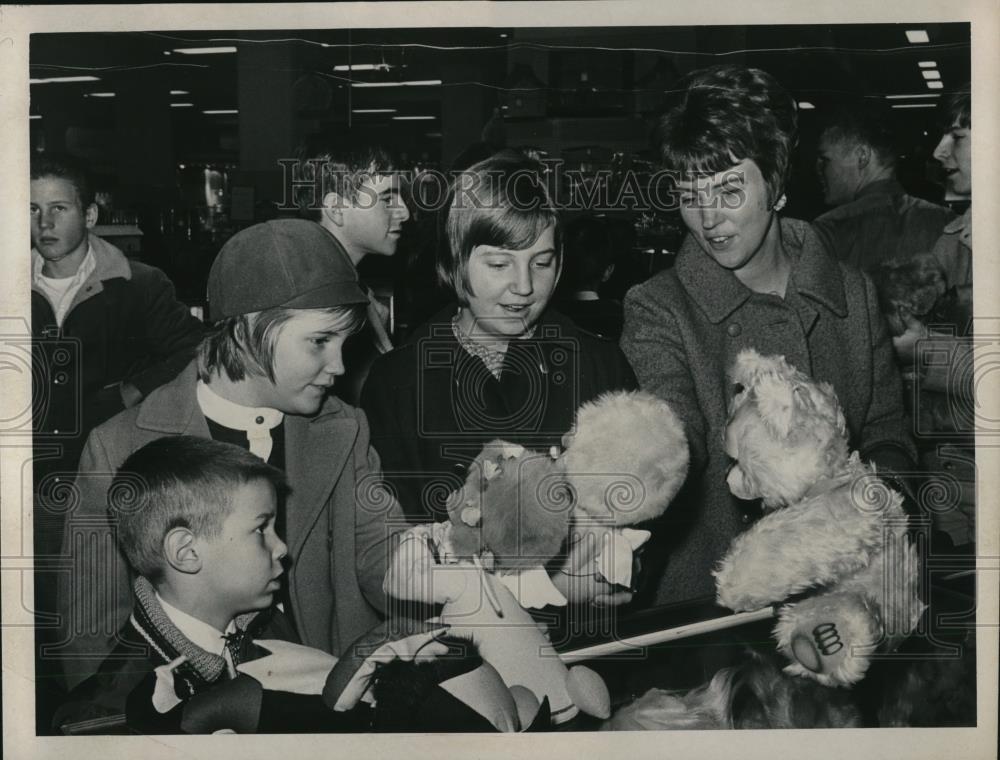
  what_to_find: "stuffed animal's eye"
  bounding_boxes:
[732,382,745,396]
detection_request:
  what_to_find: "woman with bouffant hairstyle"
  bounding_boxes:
[622,64,915,606]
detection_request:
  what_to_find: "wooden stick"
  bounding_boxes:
[559,606,776,664]
[472,554,505,619]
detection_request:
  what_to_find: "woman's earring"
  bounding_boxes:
[773,193,787,212]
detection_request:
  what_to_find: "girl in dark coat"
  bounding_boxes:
[361,151,637,604]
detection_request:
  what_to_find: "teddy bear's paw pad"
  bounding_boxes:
[781,619,874,687]
[790,632,824,674]
[793,622,849,676]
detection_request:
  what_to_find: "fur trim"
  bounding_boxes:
[604,669,737,730]
[563,390,689,526]
[604,651,863,730]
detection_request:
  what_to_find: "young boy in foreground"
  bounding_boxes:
[54,436,447,735]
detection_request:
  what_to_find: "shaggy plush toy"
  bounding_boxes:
[605,649,865,730]
[418,389,689,724]
[714,348,925,687]
[443,390,689,603]
[562,390,690,594]
[872,252,972,337]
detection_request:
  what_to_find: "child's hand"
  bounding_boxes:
[383,523,474,604]
[892,312,929,366]
[325,623,452,711]
[551,528,634,608]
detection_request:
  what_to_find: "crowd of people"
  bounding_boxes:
[29,64,974,734]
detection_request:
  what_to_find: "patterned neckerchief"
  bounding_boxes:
[451,311,537,380]
[130,576,260,690]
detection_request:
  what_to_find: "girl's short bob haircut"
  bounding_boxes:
[197,304,366,384]
[655,65,798,205]
[438,150,561,303]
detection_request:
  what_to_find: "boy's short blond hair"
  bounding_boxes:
[109,436,288,583]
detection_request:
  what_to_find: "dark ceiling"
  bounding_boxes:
[28,23,971,216]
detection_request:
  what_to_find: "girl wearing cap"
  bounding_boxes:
[620,65,915,606]
[58,219,406,692]
[361,150,637,603]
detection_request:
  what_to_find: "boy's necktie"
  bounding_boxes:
[222,629,247,677]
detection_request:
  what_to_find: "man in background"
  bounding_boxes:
[812,101,954,271]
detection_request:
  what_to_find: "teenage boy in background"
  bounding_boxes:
[295,140,411,404]
[30,153,203,730]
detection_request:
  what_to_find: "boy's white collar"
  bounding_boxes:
[155,591,236,658]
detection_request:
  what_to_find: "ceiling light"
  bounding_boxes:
[500,33,508,39]
[30,114,42,120]
[891,103,937,109]
[170,90,189,95]
[427,131,443,137]
[351,79,442,89]
[30,76,101,84]
[334,63,391,72]
[85,92,116,98]
[797,101,815,110]
[926,81,944,90]
[203,109,238,114]
[171,103,194,108]
[173,47,237,55]
[918,61,937,68]
[352,108,397,114]
[921,70,941,80]
[392,115,436,121]
[884,93,941,99]
[905,30,929,44]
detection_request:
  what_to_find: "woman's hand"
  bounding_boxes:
[551,527,634,608]
[891,312,929,366]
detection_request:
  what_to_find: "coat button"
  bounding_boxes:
[741,513,751,524]
[255,416,265,425]
[727,323,742,337]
